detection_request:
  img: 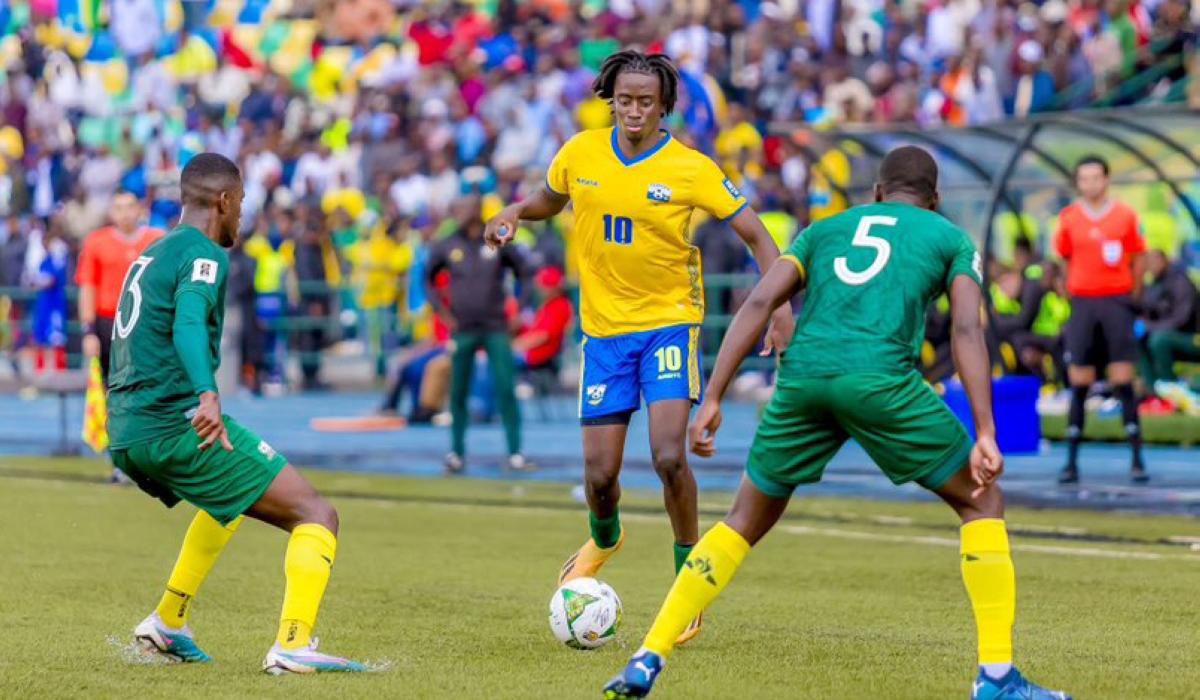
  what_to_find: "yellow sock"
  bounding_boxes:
[643,522,751,658]
[277,524,338,650]
[157,512,242,629]
[961,519,1016,665]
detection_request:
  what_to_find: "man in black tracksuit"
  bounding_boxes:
[428,196,531,474]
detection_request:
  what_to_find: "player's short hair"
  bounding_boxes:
[180,153,242,207]
[1074,155,1109,177]
[877,145,938,201]
[592,49,680,115]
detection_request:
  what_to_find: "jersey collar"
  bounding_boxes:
[610,127,671,167]
[1079,199,1114,221]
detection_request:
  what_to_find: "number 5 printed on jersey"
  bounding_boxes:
[115,256,154,339]
[835,216,896,285]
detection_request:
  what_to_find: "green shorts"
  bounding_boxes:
[112,415,287,525]
[746,372,971,498]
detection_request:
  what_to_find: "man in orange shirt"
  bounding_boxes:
[76,192,164,481]
[1054,156,1148,484]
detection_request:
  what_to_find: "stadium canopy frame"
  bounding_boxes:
[770,106,1200,281]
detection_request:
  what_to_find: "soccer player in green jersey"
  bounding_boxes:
[107,153,365,674]
[605,147,1072,700]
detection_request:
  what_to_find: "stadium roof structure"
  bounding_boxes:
[773,106,1199,268]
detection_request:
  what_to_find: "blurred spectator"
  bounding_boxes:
[30,223,69,375]
[293,206,336,391]
[513,266,573,373]
[245,209,297,387]
[1140,250,1200,395]
[428,195,530,474]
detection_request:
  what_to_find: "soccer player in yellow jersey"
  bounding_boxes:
[485,50,794,645]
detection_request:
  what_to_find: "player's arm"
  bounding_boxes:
[174,255,231,451]
[691,259,804,457]
[485,184,570,249]
[727,208,797,353]
[75,237,101,357]
[949,275,1001,496]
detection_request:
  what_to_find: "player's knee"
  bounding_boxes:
[583,457,620,497]
[300,497,339,535]
[651,447,687,482]
[961,484,1005,522]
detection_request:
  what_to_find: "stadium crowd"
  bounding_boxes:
[0,0,1196,413]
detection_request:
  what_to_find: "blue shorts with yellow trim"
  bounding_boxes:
[579,324,703,421]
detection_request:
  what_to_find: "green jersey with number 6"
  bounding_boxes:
[779,202,981,380]
[107,225,228,449]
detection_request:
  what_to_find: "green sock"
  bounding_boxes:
[673,542,695,574]
[589,510,622,549]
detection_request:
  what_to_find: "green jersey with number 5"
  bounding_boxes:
[107,225,229,449]
[779,202,981,381]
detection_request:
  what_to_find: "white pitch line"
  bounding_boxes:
[370,499,1200,562]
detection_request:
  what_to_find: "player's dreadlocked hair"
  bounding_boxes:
[592,50,680,115]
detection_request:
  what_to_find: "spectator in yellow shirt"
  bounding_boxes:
[714,103,764,182]
[244,207,297,387]
[349,212,413,377]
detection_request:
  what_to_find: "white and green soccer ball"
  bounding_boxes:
[548,578,622,649]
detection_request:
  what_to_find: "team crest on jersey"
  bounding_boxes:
[258,440,277,460]
[647,183,673,203]
[722,178,742,199]
[192,259,218,284]
[586,384,607,406]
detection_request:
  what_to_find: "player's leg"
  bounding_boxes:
[246,464,366,673]
[560,336,640,584]
[1061,299,1099,484]
[446,332,482,473]
[606,381,842,699]
[1101,297,1147,482]
[640,326,704,566]
[844,372,1070,700]
[932,471,1072,700]
[646,399,698,561]
[134,510,243,663]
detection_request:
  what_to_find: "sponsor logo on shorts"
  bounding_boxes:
[257,440,277,460]
[586,384,607,406]
[658,371,682,381]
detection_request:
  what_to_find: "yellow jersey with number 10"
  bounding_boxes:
[547,127,748,338]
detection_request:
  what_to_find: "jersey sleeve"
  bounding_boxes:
[780,225,812,281]
[1053,216,1071,259]
[691,156,748,221]
[546,138,574,196]
[945,230,983,289]
[174,245,227,309]
[75,236,99,287]
[1126,211,1147,255]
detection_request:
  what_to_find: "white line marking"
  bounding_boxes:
[394,502,1200,562]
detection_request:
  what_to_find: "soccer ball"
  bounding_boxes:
[548,578,622,650]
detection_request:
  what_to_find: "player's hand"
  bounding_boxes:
[484,206,520,250]
[193,392,233,452]
[968,433,1004,499]
[689,399,723,458]
[761,306,796,356]
[82,333,101,359]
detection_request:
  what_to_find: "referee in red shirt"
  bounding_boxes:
[1054,156,1148,484]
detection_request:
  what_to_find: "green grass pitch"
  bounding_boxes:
[2,457,1198,700]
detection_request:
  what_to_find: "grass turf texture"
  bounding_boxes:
[2,457,1198,700]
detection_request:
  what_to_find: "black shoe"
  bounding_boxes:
[1131,464,1150,484]
[1057,465,1079,484]
[408,407,438,425]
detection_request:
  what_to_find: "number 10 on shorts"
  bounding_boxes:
[655,346,682,373]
